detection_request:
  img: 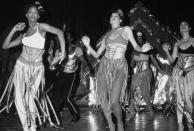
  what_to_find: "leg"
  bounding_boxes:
[52,72,69,111]
[184,76,194,130]
[98,72,115,131]
[129,74,138,117]
[176,81,184,127]
[111,70,126,131]
[15,83,29,131]
[51,73,68,124]
[140,70,154,119]
[64,72,80,122]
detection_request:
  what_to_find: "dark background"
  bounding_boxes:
[0,0,194,45]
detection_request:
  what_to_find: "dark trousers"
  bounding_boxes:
[52,71,80,117]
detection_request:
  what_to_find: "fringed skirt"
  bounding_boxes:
[171,68,194,123]
[0,57,59,128]
[96,57,128,108]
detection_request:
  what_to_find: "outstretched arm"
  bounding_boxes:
[75,47,88,67]
[122,26,152,52]
[81,35,106,58]
[162,43,178,64]
[2,22,26,49]
[40,23,66,62]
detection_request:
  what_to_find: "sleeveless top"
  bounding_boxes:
[22,24,45,49]
[20,24,45,63]
[177,39,194,71]
[104,27,128,59]
[63,47,83,73]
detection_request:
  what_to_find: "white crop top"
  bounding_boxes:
[22,24,45,49]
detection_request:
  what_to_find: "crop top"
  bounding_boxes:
[22,24,45,49]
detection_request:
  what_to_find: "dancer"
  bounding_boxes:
[0,3,65,131]
[129,32,163,120]
[163,21,194,130]
[81,9,152,131]
[51,26,89,123]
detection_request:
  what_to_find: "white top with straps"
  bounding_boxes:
[22,24,45,49]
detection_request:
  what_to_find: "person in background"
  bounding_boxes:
[51,25,90,123]
[128,31,164,120]
[163,21,194,131]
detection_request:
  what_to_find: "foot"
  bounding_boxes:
[72,114,80,122]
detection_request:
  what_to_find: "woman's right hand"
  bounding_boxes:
[13,22,26,31]
[81,35,90,47]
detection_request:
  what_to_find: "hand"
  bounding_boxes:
[13,22,26,31]
[81,35,90,47]
[142,43,152,52]
[162,43,170,52]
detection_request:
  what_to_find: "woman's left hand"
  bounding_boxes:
[142,43,152,52]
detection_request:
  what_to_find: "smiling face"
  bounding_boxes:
[26,6,40,22]
[180,21,190,34]
[110,12,122,29]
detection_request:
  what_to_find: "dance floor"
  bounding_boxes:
[0,108,183,131]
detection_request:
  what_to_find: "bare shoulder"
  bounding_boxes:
[122,26,133,39]
[38,23,49,29]
[123,26,132,32]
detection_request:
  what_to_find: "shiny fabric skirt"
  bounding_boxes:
[0,57,59,129]
[96,57,128,108]
[171,68,194,123]
[130,68,152,107]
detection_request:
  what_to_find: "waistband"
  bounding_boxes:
[184,56,194,69]
[136,61,149,72]
[18,56,43,66]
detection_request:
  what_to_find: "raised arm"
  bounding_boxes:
[162,43,178,64]
[81,35,106,58]
[75,47,88,67]
[2,22,26,49]
[122,26,152,52]
[40,23,66,62]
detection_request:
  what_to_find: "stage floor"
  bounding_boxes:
[0,108,182,131]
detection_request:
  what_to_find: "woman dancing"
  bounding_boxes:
[0,3,65,131]
[81,9,152,131]
[163,21,194,131]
